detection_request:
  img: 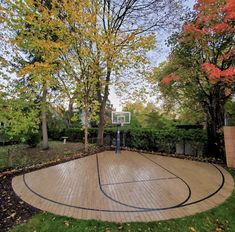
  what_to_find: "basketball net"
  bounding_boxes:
[118,118,124,127]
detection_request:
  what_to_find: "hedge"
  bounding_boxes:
[48,127,207,154]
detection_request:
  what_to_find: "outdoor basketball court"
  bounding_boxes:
[12,150,234,222]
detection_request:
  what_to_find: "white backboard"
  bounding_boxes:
[112,111,131,125]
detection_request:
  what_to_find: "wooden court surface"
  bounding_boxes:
[12,151,234,222]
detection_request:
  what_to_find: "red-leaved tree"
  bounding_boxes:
[161,0,235,157]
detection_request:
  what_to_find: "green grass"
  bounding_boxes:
[9,170,235,232]
[0,144,26,169]
[0,141,86,170]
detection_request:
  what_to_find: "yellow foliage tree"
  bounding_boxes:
[2,0,182,148]
[1,0,70,149]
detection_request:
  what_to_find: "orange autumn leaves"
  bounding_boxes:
[223,0,235,20]
[202,63,235,84]
[162,0,234,87]
[183,22,233,37]
[161,74,180,85]
[161,64,235,86]
[183,0,235,37]
[193,0,235,21]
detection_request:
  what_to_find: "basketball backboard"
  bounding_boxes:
[112,111,131,125]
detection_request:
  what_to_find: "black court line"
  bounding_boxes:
[22,168,145,213]
[22,173,133,213]
[138,152,225,207]
[101,177,178,187]
[97,153,192,211]
[182,164,225,207]
[21,152,226,213]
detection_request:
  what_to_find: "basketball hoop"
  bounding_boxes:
[111,111,131,154]
[112,111,131,125]
[118,116,124,127]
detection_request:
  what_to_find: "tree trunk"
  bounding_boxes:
[97,103,106,146]
[205,96,225,158]
[95,9,114,144]
[84,108,89,152]
[66,101,73,128]
[97,67,111,146]
[41,86,49,150]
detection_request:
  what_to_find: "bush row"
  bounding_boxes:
[49,127,207,154]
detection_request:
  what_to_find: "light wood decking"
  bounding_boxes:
[12,151,234,222]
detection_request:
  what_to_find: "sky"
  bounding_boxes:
[109,0,196,111]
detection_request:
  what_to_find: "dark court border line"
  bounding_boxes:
[138,152,225,207]
[101,177,178,186]
[22,154,189,212]
[22,169,141,213]
[22,151,225,212]
[96,153,191,210]
[23,153,191,212]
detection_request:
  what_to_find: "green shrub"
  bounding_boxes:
[26,131,41,147]
[105,127,207,154]
[0,127,11,144]
[64,128,84,141]
[48,126,207,154]
[48,128,65,140]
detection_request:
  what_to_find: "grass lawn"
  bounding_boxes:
[9,169,235,232]
[0,141,91,171]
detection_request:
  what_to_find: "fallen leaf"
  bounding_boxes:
[216,227,222,232]
[64,220,69,226]
[7,212,16,219]
[189,227,196,232]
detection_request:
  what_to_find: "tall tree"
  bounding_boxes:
[51,0,102,151]
[1,0,185,148]
[1,0,70,149]
[94,0,185,145]
[155,0,235,156]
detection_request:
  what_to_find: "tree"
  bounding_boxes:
[51,0,101,152]
[156,0,235,156]
[1,0,70,149]
[123,101,145,127]
[0,84,39,144]
[152,60,206,124]
[1,0,185,149]
[103,99,115,127]
[123,101,174,128]
[95,0,185,145]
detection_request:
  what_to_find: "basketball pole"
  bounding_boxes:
[116,123,121,154]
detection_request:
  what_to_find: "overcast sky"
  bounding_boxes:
[110,0,196,111]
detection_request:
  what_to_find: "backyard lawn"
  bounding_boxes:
[1,0,235,231]
[0,141,94,171]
